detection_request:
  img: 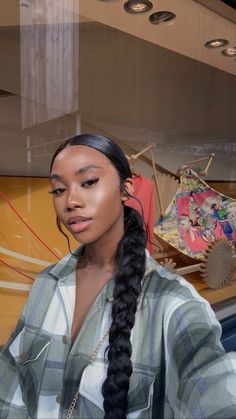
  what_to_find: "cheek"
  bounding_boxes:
[90,185,122,212]
[52,198,64,215]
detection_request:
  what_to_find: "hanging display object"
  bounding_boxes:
[20,0,79,128]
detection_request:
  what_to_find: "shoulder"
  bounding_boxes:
[24,248,81,320]
[142,258,222,355]
[28,262,58,296]
[32,245,82,288]
[143,256,215,323]
[145,256,201,300]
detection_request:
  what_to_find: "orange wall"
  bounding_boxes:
[0,176,78,345]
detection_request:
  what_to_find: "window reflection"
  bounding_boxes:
[20,0,79,128]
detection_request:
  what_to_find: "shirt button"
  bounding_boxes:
[56,394,61,404]
[62,335,68,344]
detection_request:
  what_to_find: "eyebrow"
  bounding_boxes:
[50,165,101,181]
[75,164,101,174]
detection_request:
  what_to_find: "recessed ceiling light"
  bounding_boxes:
[149,11,176,24]
[204,39,229,48]
[124,0,153,14]
[222,47,236,57]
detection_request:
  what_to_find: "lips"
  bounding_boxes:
[67,216,91,225]
[67,216,92,234]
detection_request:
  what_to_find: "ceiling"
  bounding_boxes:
[1,0,236,76]
[0,0,235,179]
[79,0,236,76]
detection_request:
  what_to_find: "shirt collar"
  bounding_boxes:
[49,245,157,300]
[49,245,85,281]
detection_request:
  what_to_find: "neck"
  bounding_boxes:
[83,232,123,271]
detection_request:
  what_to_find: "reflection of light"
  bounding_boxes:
[19,0,53,24]
[204,39,229,48]
[20,0,79,128]
[52,247,63,258]
[27,187,32,213]
[27,136,31,163]
[14,235,23,239]
[124,0,153,14]
[19,0,33,8]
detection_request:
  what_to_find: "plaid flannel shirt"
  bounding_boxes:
[1,246,236,419]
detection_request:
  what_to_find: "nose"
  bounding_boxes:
[65,187,84,212]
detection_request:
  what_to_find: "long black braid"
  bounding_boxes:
[102,205,146,419]
[50,134,147,419]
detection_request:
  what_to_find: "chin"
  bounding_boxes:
[71,232,97,245]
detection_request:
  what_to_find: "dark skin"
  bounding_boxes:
[72,265,114,342]
[50,145,133,342]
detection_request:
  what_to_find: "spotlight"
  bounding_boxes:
[149,11,176,24]
[124,0,153,14]
[204,39,229,48]
[221,47,236,57]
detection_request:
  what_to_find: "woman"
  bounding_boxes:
[0,134,236,419]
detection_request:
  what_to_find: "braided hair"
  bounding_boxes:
[102,204,146,419]
[50,134,147,419]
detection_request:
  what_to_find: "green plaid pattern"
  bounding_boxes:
[1,246,236,418]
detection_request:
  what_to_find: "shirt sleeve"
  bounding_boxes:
[165,298,236,419]
[0,306,28,418]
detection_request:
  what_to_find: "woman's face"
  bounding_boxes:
[50,145,132,245]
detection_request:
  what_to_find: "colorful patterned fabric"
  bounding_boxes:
[154,169,236,259]
[1,246,236,418]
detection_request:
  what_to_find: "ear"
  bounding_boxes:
[121,177,133,202]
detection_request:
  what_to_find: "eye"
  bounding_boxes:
[49,188,66,196]
[81,178,99,188]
